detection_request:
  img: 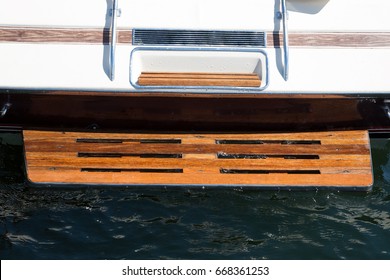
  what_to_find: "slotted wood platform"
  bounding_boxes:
[23,130,373,190]
[137,72,262,87]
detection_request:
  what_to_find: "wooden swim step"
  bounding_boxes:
[137,72,262,87]
[22,130,373,190]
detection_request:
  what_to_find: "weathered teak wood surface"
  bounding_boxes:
[23,130,373,189]
[138,72,262,87]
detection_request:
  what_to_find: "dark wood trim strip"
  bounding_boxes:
[1,26,389,48]
[0,26,132,44]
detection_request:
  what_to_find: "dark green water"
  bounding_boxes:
[1,132,390,260]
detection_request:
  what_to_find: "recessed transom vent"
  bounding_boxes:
[23,130,373,190]
[132,29,266,47]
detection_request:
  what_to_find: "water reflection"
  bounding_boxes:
[0,133,389,259]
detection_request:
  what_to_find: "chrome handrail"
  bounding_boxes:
[110,0,120,81]
[280,0,289,81]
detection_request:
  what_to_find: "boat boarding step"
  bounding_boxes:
[137,72,262,87]
[22,130,373,190]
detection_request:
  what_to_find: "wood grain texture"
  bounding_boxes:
[0,26,132,44]
[268,32,390,48]
[1,26,389,48]
[23,130,373,189]
[138,72,262,87]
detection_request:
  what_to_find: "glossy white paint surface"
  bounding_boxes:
[1,0,390,93]
[1,0,389,31]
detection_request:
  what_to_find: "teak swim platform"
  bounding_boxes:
[23,130,373,190]
[1,0,390,190]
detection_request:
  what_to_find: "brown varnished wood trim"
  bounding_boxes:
[1,26,390,48]
[268,31,390,48]
[0,26,132,44]
[4,93,389,132]
[138,72,262,87]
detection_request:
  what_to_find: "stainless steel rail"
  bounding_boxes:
[280,0,289,81]
[110,0,120,81]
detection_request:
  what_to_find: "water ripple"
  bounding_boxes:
[0,135,390,259]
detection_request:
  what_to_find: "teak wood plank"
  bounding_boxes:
[24,142,370,155]
[24,131,370,155]
[138,72,260,78]
[24,153,371,171]
[139,72,260,79]
[23,130,370,145]
[22,130,373,189]
[26,167,373,188]
[137,72,262,87]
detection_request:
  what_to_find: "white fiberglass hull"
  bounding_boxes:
[0,0,389,95]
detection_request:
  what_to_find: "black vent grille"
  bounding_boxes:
[133,29,266,47]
